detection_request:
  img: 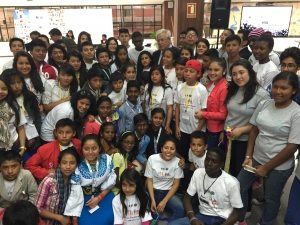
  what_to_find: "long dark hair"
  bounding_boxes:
[117,131,138,162]
[119,169,149,218]
[113,45,130,70]
[58,64,79,96]
[13,51,44,94]
[3,70,41,132]
[136,50,153,83]
[81,134,102,154]
[48,43,67,71]
[226,59,259,104]
[272,71,299,98]
[77,31,92,51]
[147,65,171,104]
[70,90,96,137]
[106,37,118,60]
[0,70,20,125]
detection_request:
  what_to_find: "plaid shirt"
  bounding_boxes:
[35,174,59,225]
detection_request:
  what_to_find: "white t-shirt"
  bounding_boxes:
[109,89,126,106]
[128,47,154,64]
[85,60,97,70]
[2,58,13,72]
[253,61,279,89]
[174,82,208,134]
[40,101,74,142]
[163,67,178,90]
[188,149,206,169]
[249,51,280,68]
[113,194,152,225]
[187,168,243,219]
[42,79,70,104]
[144,154,183,190]
[250,99,300,170]
[143,85,173,119]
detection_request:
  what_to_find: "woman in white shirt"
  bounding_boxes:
[145,137,184,223]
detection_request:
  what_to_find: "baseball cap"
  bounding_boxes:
[185,59,202,73]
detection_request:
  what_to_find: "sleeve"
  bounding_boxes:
[227,179,243,209]
[249,100,268,126]
[201,85,228,120]
[188,149,193,163]
[186,169,199,197]
[288,109,300,145]
[174,160,184,179]
[165,88,174,105]
[262,70,278,90]
[136,136,150,165]
[18,110,27,127]
[25,170,38,203]
[42,80,54,105]
[174,85,181,104]
[112,195,124,224]
[112,153,124,169]
[24,146,49,180]
[199,86,208,109]
[83,121,100,136]
[64,184,84,217]
[101,155,117,191]
[34,177,52,212]
[144,156,153,178]
[118,106,126,134]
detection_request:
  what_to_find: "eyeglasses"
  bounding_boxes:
[280,63,298,69]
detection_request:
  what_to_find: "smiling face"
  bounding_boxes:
[124,66,136,81]
[97,101,112,120]
[51,47,64,64]
[162,50,174,67]
[16,56,31,76]
[108,40,118,53]
[76,98,91,114]
[151,112,164,129]
[58,72,74,88]
[68,56,81,72]
[121,179,136,196]
[208,61,225,83]
[190,137,207,157]
[10,40,24,56]
[197,41,208,55]
[161,140,176,161]
[82,139,100,163]
[231,65,250,87]
[271,79,295,107]
[252,41,271,62]
[121,135,136,153]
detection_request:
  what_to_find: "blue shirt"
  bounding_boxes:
[136,134,150,165]
[118,100,142,133]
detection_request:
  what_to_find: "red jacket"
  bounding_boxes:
[25,139,81,181]
[202,78,228,132]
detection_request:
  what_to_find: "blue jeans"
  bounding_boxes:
[284,176,300,225]
[169,212,225,225]
[206,130,221,149]
[153,189,184,222]
[237,160,293,225]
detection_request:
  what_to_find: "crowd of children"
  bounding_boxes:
[0,26,300,225]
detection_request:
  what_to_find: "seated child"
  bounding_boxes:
[99,122,118,155]
[25,118,81,181]
[108,71,126,109]
[84,96,120,136]
[118,80,142,133]
[0,151,37,209]
[113,169,152,225]
[82,67,104,102]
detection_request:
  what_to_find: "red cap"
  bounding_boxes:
[185,59,202,73]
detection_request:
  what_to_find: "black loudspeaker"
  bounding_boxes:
[210,0,231,29]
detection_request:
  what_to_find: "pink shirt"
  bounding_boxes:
[202,78,228,132]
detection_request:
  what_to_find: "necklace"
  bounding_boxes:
[202,173,219,195]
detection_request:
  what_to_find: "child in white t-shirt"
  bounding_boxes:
[175,59,208,161]
[188,130,207,171]
[108,71,126,109]
[113,169,152,225]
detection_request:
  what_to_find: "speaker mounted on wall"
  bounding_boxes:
[210,0,231,29]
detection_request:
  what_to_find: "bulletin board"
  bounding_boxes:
[13,8,113,44]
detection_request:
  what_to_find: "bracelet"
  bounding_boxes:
[245,156,252,159]
[189,216,198,223]
[19,146,27,150]
[186,210,194,216]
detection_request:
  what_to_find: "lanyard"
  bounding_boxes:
[203,173,219,195]
[153,127,162,154]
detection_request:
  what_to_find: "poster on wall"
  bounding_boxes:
[240,6,292,36]
[14,8,113,44]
